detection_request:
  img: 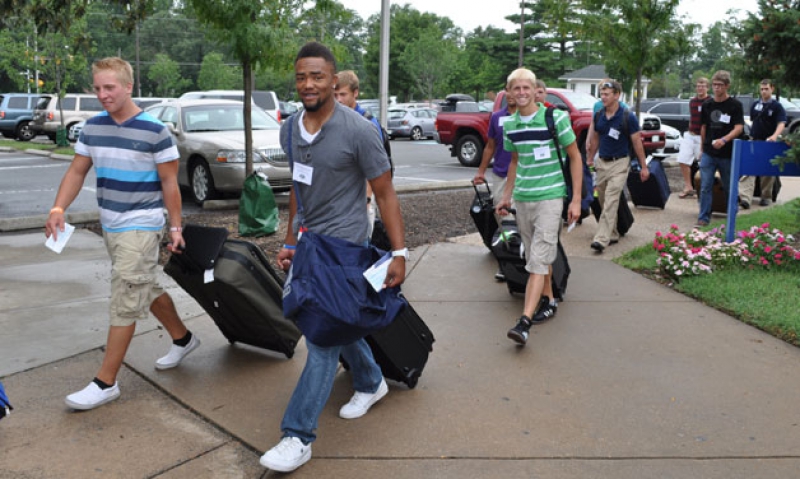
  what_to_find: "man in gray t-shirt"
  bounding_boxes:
[261,42,407,474]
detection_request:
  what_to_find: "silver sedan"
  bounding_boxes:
[145,99,291,205]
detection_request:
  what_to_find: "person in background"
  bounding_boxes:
[334,70,385,236]
[676,78,709,199]
[495,68,583,345]
[260,42,407,473]
[738,78,786,208]
[585,80,649,253]
[45,57,199,411]
[696,70,744,227]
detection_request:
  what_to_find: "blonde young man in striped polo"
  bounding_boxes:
[495,68,583,346]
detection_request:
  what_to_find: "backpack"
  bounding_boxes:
[544,107,593,219]
[362,110,394,177]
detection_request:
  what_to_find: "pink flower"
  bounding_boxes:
[655,231,662,238]
[764,246,772,254]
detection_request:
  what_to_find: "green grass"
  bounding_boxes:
[615,198,800,346]
[0,139,74,156]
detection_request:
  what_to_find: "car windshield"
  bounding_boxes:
[182,105,280,132]
[558,90,598,111]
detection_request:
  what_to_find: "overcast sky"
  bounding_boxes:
[337,0,759,33]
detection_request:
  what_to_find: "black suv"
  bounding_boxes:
[0,93,39,141]
[640,98,690,133]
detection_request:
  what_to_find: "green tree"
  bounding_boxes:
[148,53,189,96]
[583,0,687,115]
[735,0,800,90]
[189,0,304,175]
[364,4,462,101]
[400,25,458,101]
[197,52,241,90]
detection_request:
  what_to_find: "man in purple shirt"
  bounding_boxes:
[473,88,517,193]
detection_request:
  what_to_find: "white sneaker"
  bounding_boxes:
[65,381,120,410]
[259,437,312,472]
[155,334,201,370]
[339,378,388,419]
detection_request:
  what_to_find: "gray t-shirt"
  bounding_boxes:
[280,102,391,243]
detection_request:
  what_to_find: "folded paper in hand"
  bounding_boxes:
[45,222,75,254]
[363,252,392,292]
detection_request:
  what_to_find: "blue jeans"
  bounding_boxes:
[280,338,383,444]
[698,152,732,223]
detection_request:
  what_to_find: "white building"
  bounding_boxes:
[558,65,651,101]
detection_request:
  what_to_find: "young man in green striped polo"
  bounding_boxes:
[495,68,583,346]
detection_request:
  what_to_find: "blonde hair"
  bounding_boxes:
[92,57,134,86]
[506,68,536,90]
[336,70,359,92]
[696,77,709,86]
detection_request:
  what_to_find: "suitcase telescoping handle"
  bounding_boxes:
[472,180,492,208]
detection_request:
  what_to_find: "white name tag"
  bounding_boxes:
[609,128,620,140]
[755,103,763,111]
[498,116,511,127]
[720,114,731,124]
[533,145,550,160]
[293,162,313,185]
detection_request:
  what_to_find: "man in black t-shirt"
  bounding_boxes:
[697,70,744,227]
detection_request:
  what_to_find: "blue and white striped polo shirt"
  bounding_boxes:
[75,111,179,232]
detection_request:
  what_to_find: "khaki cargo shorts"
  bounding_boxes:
[515,198,562,275]
[103,230,165,327]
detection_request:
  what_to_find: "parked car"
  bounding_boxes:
[640,98,690,133]
[145,99,291,204]
[386,108,437,140]
[134,97,174,109]
[67,120,84,142]
[649,120,681,158]
[278,101,299,121]
[30,93,104,142]
[0,93,39,141]
[179,90,281,123]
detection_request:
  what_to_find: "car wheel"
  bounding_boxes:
[16,121,35,141]
[190,160,218,205]
[456,134,483,167]
[411,126,423,141]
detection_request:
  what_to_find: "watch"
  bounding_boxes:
[391,248,409,260]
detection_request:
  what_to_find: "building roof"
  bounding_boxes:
[559,64,650,84]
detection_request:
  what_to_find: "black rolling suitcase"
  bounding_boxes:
[362,300,434,389]
[627,158,670,209]
[490,221,570,300]
[470,181,499,250]
[164,224,301,358]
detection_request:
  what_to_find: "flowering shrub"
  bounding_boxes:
[653,223,800,281]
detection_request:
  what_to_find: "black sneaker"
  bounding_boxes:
[532,297,557,323]
[507,316,532,345]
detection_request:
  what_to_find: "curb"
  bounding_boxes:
[0,211,99,233]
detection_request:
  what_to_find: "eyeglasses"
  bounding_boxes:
[711,82,726,87]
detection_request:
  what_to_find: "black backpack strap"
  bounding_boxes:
[546,106,571,186]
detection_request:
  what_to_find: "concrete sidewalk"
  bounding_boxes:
[2,180,800,478]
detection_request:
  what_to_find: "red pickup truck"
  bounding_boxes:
[434,89,665,166]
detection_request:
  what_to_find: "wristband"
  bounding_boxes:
[169,226,182,233]
[50,206,64,215]
[720,138,727,144]
[283,244,296,250]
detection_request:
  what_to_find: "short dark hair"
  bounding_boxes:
[760,79,774,87]
[296,41,337,72]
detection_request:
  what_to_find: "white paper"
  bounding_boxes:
[567,222,576,233]
[45,223,75,254]
[363,253,392,292]
[203,268,215,284]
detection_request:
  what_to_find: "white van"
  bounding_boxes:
[30,94,104,142]
[179,90,281,122]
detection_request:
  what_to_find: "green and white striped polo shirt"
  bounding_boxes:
[503,104,576,203]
